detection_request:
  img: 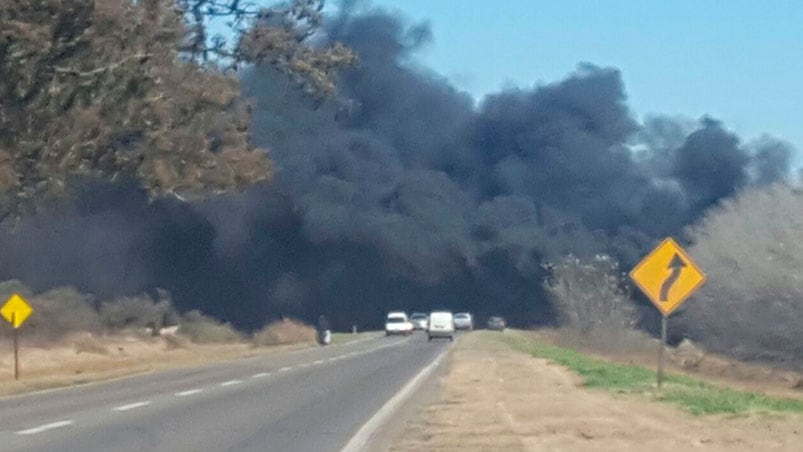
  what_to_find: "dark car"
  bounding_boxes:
[487,316,506,331]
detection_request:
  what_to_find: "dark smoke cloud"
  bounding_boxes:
[0,7,794,330]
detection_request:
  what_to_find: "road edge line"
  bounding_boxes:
[340,348,448,452]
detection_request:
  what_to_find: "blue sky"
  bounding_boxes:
[360,0,803,160]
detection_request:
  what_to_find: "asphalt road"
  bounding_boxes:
[0,333,450,452]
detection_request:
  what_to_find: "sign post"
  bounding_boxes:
[13,312,18,380]
[1,294,34,380]
[630,237,706,389]
[658,315,667,388]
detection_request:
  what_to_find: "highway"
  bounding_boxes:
[0,333,450,452]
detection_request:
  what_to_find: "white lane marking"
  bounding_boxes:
[313,359,325,365]
[252,372,270,379]
[220,380,242,387]
[113,401,151,412]
[328,357,338,362]
[340,349,449,452]
[176,389,203,397]
[16,420,74,436]
[279,366,292,372]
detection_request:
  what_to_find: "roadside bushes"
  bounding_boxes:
[0,280,321,348]
[175,310,242,344]
[0,281,222,343]
[252,318,315,346]
[677,184,803,367]
[544,254,638,334]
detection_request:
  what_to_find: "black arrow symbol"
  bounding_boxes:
[659,253,686,302]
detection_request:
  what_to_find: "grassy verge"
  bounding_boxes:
[502,331,803,416]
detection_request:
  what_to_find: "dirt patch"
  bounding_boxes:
[392,332,802,452]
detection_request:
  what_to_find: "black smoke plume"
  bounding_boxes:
[0,7,792,331]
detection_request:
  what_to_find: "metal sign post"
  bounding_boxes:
[657,315,667,389]
[13,311,19,380]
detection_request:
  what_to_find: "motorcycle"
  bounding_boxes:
[317,329,332,346]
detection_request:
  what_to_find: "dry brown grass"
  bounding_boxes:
[71,333,110,356]
[163,333,192,350]
[252,318,315,347]
[176,310,243,344]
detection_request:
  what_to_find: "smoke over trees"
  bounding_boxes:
[0,0,797,366]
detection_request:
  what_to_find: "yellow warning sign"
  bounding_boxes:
[630,237,706,316]
[1,294,33,328]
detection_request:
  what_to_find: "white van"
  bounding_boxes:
[427,311,455,341]
[385,311,414,336]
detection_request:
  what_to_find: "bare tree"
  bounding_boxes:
[678,184,803,366]
[544,254,638,333]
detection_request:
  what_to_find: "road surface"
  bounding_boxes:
[0,333,450,452]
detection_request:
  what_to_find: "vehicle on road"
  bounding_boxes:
[487,316,506,331]
[316,314,332,345]
[427,310,455,341]
[317,329,332,345]
[385,311,414,336]
[454,312,473,330]
[410,312,428,330]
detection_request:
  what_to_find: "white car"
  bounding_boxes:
[453,312,473,330]
[410,312,428,330]
[385,311,414,336]
[427,311,455,341]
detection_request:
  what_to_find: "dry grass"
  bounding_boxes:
[163,333,192,350]
[71,333,110,356]
[176,310,243,344]
[252,318,315,347]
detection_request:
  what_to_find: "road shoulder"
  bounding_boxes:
[390,331,802,452]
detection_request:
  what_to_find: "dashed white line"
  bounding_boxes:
[313,359,325,365]
[16,420,74,436]
[252,372,270,379]
[279,366,292,372]
[220,380,242,387]
[328,357,338,362]
[176,389,203,397]
[113,401,151,412]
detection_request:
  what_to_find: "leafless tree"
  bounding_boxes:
[544,254,638,333]
[678,184,803,365]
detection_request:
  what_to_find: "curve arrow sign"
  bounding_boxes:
[659,253,686,302]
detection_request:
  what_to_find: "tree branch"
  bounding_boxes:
[53,54,152,77]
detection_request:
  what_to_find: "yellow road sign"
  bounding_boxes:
[630,237,706,316]
[1,294,33,328]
